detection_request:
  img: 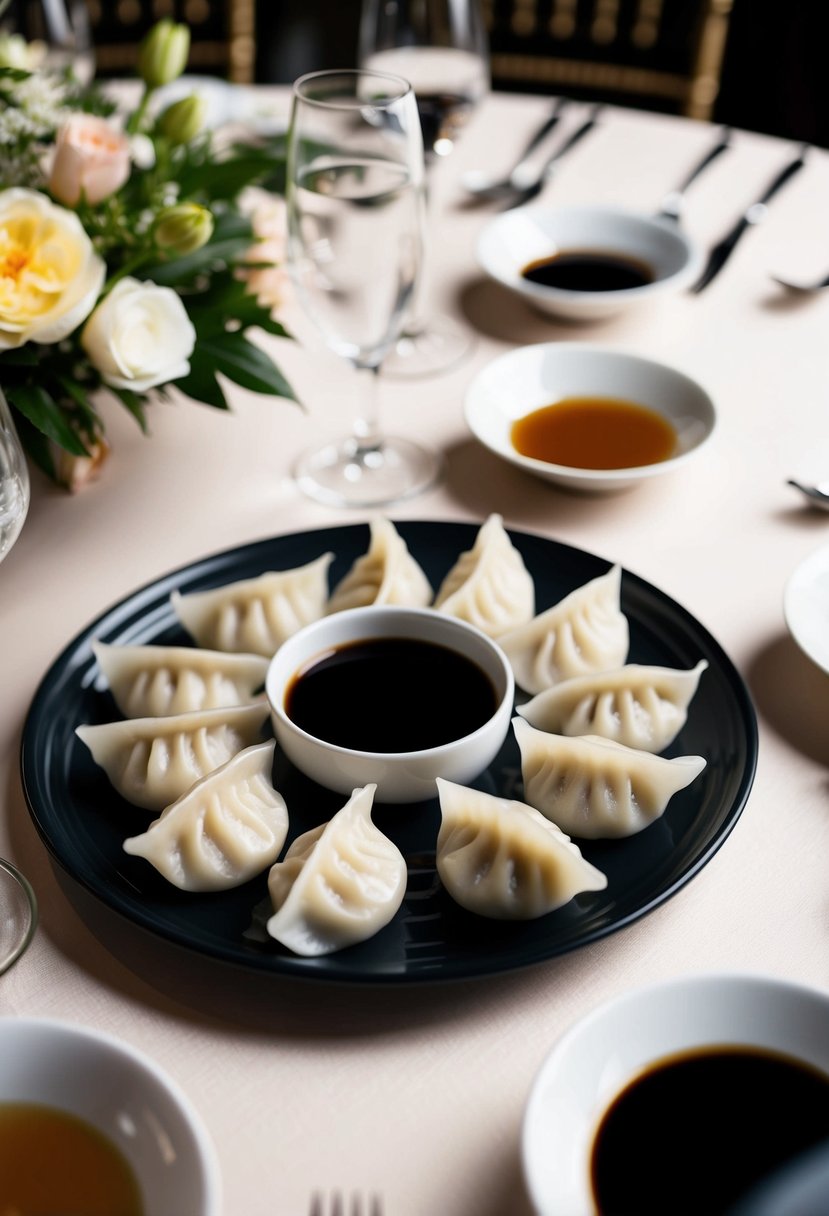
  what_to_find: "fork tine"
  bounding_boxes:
[308,1190,383,1216]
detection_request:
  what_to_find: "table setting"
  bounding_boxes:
[2,1,829,1213]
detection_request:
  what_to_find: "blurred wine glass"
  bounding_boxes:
[1,0,94,84]
[285,68,443,507]
[0,387,29,563]
[0,389,35,974]
[359,0,489,377]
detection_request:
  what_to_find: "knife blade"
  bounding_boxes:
[501,104,603,210]
[691,143,809,293]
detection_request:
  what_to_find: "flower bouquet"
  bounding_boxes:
[0,16,295,489]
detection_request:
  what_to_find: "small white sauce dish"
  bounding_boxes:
[266,606,514,803]
[783,541,829,676]
[477,204,703,321]
[465,341,716,493]
[522,972,829,1216]
[0,1017,221,1216]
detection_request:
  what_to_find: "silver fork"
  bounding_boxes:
[308,1192,384,1216]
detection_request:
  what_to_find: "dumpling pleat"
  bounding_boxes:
[433,514,535,638]
[123,741,288,891]
[435,778,607,920]
[499,566,629,694]
[266,784,407,956]
[514,717,706,839]
[327,518,432,613]
[76,702,269,812]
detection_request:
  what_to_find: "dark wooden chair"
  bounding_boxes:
[74,0,255,83]
[482,0,733,120]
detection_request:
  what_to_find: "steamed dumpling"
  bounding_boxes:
[93,641,269,717]
[436,778,607,920]
[498,565,629,695]
[327,517,432,613]
[171,552,333,656]
[75,702,269,812]
[516,660,708,753]
[123,741,288,891]
[514,716,706,839]
[433,514,534,637]
[266,784,406,956]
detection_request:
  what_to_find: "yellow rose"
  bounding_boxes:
[0,189,105,351]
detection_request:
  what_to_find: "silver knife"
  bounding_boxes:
[691,143,809,293]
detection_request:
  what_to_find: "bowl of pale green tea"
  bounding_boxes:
[0,1018,221,1215]
[465,342,716,493]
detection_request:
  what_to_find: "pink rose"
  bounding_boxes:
[49,115,131,207]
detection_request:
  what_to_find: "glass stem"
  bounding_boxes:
[402,169,434,339]
[352,363,383,453]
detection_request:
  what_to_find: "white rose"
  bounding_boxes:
[0,188,105,350]
[81,277,196,392]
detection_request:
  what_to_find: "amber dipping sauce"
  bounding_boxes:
[285,637,497,753]
[511,396,677,470]
[0,1102,143,1214]
[521,249,655,292]
[591,1045,829,1216]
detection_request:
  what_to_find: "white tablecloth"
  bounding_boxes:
[3,88,829,1216]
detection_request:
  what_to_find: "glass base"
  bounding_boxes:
[0,858,37,975]
[293,434,444,508]
[381,314,475,379]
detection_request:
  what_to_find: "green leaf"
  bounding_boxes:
[197,333,298,400]
[184,273,292,340]
[173,362,230,410]
[175,154,279,202]
[6,383,89,455]
[53,376,101,432]
[142,222,256,287]
[110,388,149,433]
[0,347,39,367]
[13,413,56,481]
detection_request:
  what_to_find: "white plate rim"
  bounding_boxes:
[783,541,829,674]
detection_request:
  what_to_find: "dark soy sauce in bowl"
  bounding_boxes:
[521,249,655,292]
[285,636,497,753]
[591,1044,829,1216]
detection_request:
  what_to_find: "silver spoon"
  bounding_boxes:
[787,478,829,510]
[461,97,570,200]
[771,269,829,294]
[655,126,732,223]
[499,104,603,210]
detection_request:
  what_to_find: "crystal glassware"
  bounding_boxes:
[1,0,94,84]
[285,68,444,507]
[359,0,490,377]
[0,386,29,562]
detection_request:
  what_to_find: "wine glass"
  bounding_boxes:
[286,68,444,507]
[0,386,29,562]
[0,389,35,974]
[1,0,94,84]
[359,0,490,377]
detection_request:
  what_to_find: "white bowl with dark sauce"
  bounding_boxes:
[266,606,514,803]
[522,973,829,1216]
[477,204,703,321]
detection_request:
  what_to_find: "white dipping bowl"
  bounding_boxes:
[266,606,514,803]
[522,973,829,1216]
[477,204,702,321]
[0,1017,221,1216]
[465,341,716,493]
